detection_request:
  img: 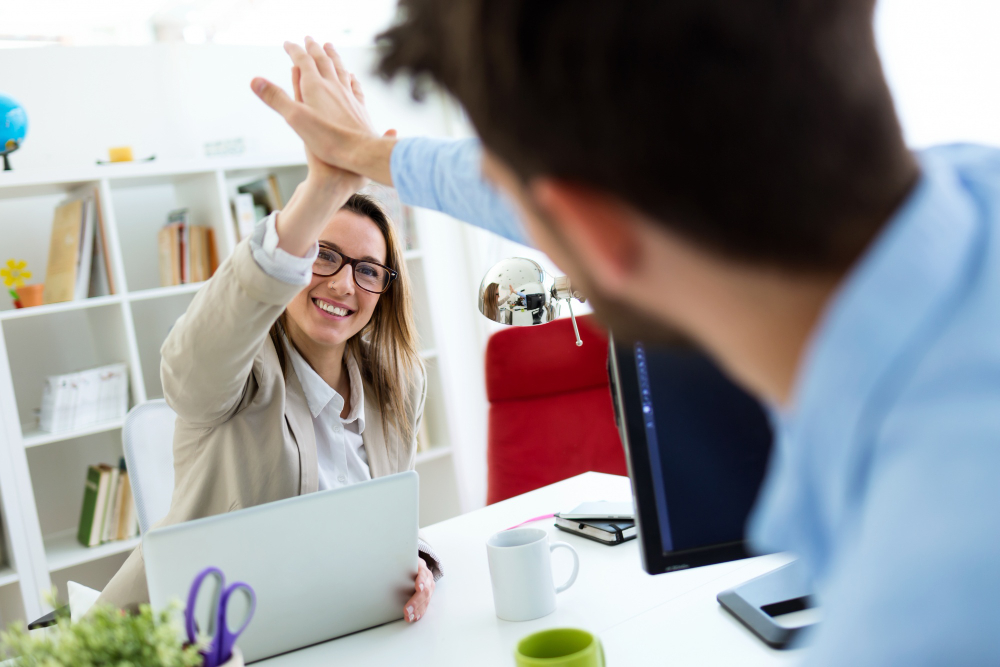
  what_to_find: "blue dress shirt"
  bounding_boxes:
[390,137,1000,664]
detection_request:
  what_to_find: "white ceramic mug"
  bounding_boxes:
[486,527,580,621]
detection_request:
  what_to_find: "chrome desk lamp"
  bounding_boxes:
[477,257,588,346]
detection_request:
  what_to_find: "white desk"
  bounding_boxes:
[260,473,805,666]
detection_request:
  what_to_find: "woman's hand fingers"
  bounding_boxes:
[304,37,336,81]
[283,41,319,78]
[404,561,436,623]
[324,42,353,88]
[252,77,296,117]
[291,67,302,103]
[349,73,365,104]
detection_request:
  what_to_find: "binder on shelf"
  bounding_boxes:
[38,362,129,434]
[42,191,114,303]
[99,465,120,544]
[237,174,283,220]
[42,199,84,304]
[91,192,116,295]
[73,197,96,301]
[77,464,112,547]
[232,192,256,241]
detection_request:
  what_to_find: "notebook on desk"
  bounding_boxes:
[554,516,637,545]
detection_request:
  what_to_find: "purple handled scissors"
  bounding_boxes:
[186,566,256,667]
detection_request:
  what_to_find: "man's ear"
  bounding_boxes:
[530,178,641,293]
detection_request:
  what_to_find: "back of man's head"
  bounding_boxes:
[378,0,915,270]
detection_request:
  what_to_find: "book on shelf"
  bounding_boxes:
[234,174,283,240]
[42,190,116,304]
[232,192,256,241]
[156,208,219,287]
[77,459,139,548]
[39,362,128,434]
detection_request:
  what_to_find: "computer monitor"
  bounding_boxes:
[608,336,774,574]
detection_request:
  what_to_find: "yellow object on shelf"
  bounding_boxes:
[107,146,133,163]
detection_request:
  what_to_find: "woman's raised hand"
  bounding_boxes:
[253,38,380,174]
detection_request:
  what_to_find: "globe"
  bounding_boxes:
[1,94,28,171]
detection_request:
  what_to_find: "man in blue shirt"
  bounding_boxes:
[252,2,1000,663]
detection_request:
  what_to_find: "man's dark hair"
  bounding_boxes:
[377,0,916,270]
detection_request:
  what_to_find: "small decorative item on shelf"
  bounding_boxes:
[3,258,39,308]
[0,93,28,172]
[0,595,206,667]
[95,146,156,165]
[39,362,129,433]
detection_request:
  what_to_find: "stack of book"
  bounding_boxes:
[157,209,219,287]
[77,459,139,548]
[39,362,128,433]
[232,174,284,241]
[42,189,116,304]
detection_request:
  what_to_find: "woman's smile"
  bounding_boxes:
[312,296,355,320]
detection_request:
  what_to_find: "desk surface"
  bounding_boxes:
[260,473,805,666]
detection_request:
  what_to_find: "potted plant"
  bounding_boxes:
[1,259,42,309]
[0,600,235,667]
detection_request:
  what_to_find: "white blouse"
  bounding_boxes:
[284,337,371,490]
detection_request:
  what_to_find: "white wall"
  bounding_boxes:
[876,0,1000,148]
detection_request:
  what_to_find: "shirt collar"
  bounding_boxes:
[283,336,366,432]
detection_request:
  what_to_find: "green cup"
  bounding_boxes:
[514,628,605,667]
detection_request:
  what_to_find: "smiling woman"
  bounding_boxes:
[96,41,440,626]
[272,192,419,448]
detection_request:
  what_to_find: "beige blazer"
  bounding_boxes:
[98,239,431,610]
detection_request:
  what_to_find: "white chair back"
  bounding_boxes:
[122,399,176,535]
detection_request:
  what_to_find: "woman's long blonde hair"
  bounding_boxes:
[270,193,421,445]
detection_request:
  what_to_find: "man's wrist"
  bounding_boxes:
[346,133,396,186]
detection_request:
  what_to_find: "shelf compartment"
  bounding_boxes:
[22,419,124,449]
[0,294,124,322]
[407,263,436,351]
[0,566,17,587]
[0,180,104,316]
[45,529,139,573]
[127,282,205,302]
[420,357,451,452]
[3,302,131,432]
[27,431,128,552]
[108,172,229,293]
[222,164,307,243]
[415,446,452,466]
[129,290,198,400]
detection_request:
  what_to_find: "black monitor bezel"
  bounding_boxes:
[607,335,756,575]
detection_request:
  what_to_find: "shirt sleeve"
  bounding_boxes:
[248,210,318,286]
[390,137,532,247]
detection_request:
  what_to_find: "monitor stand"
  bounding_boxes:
[717,559,819,649]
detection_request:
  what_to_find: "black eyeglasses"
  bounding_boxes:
[313,246,397,294]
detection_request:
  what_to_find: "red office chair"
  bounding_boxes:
[485,315,628,504]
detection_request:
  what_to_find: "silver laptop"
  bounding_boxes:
[144,471,419,663]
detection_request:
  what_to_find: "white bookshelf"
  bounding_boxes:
[0,157,462,627]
